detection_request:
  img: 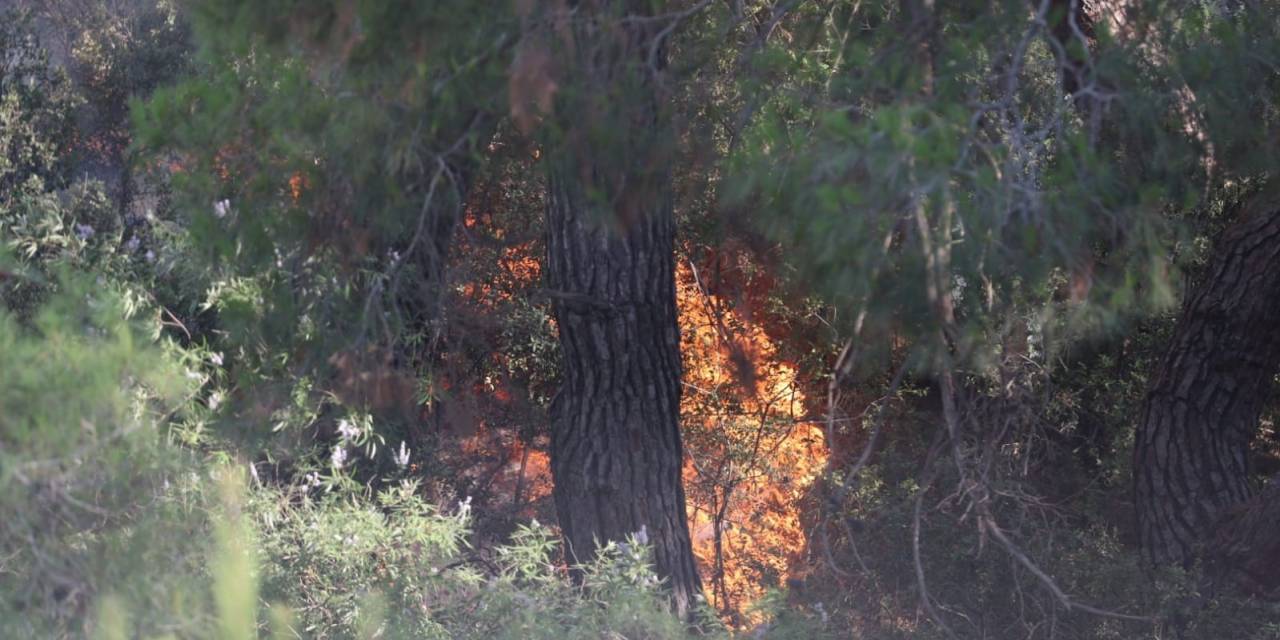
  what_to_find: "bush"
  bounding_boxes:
[0,263,211,638]
[0,270,826,638]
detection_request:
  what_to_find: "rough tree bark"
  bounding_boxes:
[1134,191,1280,572]
[543,0,703,618]
[1206,480,1280,597]
[1042,0,1280,586]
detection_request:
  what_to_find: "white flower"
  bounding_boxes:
[124,236,141,252]
[633,525,649,546]
[393,441,411,468]
[207,391,223,410]
[813,601,829,624]
[305,472,322,488]
[336,418,360,441]
[330,445,348,469]
[74,224,95,240]
[145,249,156,263]
[213,199,231,218]
[210,352,224,366]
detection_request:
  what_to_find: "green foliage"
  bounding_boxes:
[243,474,827,639]
[0,9,85,314]
[0,5,186,321]
[8,1,1280,639]
[0,262,212,638]
[127,2,524,482]
[65,0,192,151]
[0,260,823,638]
[0,10,79,203]
[728,1,1280,372]
[134,0,514,368]
[252,480,469,637]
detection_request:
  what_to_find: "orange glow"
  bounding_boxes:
[457,238,541,305]
[455,206,541,301]
[446,190,823,624]
[430,197,554,524]
[288,171,309,201]
[677,250,826,625]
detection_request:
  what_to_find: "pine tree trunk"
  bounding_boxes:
[1134,192,1280,569]
[546,172,702,616]
[542,0,703,618]
[1206,480,1280,597]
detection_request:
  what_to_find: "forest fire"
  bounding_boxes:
[17,2,1277,636]
[430,210,555,526]
[676,250,827,624]
[441,213,826,622]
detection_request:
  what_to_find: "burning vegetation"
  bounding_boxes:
[433,184,829,624]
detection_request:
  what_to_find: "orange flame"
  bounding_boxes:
[677,250,826,625]
[445,198,825,624]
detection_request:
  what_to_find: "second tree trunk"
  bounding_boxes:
[1134,191,1280,571]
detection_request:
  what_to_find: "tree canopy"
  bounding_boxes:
[4,1,1280,638]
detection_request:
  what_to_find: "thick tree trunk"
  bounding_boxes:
[1206,480,1280,597]
[1043,0,1280,586]
[542,0,703,618]
[546,173,701,616]
[1134,192,1280,569]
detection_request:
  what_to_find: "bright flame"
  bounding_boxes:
[444,206,826,624]
[677,250,826,625]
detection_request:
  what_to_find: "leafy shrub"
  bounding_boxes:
[0,262,211,638]
[0,262,830,639]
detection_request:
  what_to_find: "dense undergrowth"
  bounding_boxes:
[0,271,830,639]
[5,1,1280,638]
